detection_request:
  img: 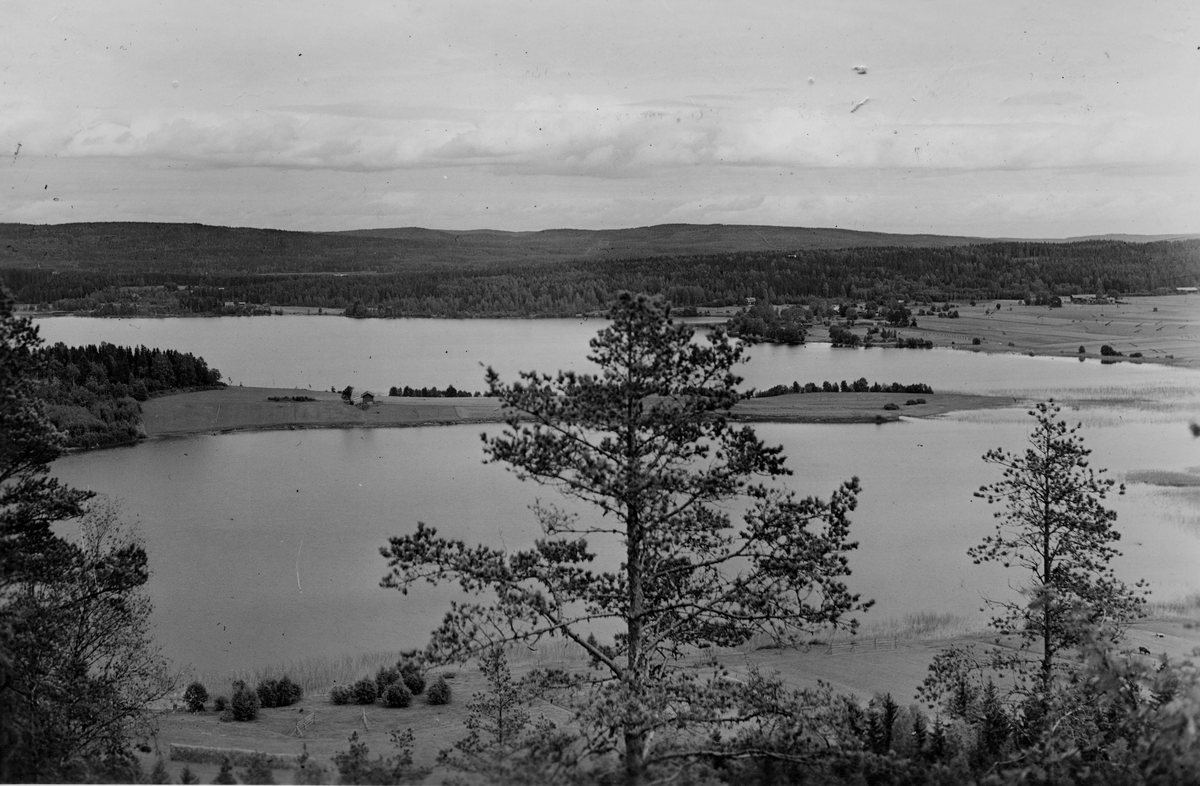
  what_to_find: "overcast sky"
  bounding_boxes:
[3,1,1197,236]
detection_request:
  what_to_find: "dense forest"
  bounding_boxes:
[1,223,1196,318]
[33,342,223,449]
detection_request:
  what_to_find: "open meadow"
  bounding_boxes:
[865,295,1198,368]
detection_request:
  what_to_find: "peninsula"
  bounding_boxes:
[140,386,1015,439]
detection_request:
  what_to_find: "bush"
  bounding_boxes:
[1078,345,1086,354]
[375,665,401,695]
[426,676,451,705]
[329,685,353,705]
[231,679,261,722]
[254,676,302,709]
[213,695,229,712]
[383,682,413,708]
[352,677,378,705]
[883,402,900,411]
[276,675,303,706]
[971,337,981,345]
[1100,344,1120,356]
[239,752,277,785]
[213,758,237,785]
[401,671,426,696]
[183,681,208,713]
[256,680,279,709]
[905,398,926,406]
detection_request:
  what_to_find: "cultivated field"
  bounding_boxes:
[845,295,1200,368]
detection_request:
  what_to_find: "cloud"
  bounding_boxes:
[11,86,1192,186]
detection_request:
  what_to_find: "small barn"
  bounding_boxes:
[360,391,375,405]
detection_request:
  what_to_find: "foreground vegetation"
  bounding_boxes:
[1,295,174,781]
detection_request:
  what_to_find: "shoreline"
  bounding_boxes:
[27,294,1200,370]
[138,386,1020,442]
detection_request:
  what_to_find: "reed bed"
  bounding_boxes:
[1145,593,1200,620]
[187,650,410,700]
[503,638,590,667]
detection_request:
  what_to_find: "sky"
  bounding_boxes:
[2,1,1197,237]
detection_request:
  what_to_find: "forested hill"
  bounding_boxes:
[1,222,1198,317]
[0,222,992,273]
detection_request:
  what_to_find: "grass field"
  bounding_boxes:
[868,295,1200,369]
[140,386,1016,440]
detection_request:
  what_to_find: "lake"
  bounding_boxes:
[41,316,1200,677]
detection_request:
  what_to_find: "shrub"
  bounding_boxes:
[276,675,303,706]
[401,671,426,696]
[883,402,900,411]
[239,752,277,785]
[183,681,208,713]
[257,679,279,709]
[971,337,981,345]
[213,758,237,785]
[213,695,229,712]
[1100,344,1120,356]
[352,677,378,705]
[231,679,261,721]
[383,682,413,708]
[375,665,401,695]
[329,685,353,705]
[1078,345,1086,354]
[426,676,451,705]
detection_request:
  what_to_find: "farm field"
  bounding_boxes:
[863,295,1199,368]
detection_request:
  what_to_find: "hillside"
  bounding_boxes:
[2,222,1197,319]
[1,222,994,273]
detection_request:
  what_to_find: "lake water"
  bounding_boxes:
[41,316,1200,677]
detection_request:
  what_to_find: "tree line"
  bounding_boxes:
[4,237,1197,318]
[34,341,223,449]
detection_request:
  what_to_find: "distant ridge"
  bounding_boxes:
[332,223,992,258]
[1060,233,1200,243]
[1,221,1195,274]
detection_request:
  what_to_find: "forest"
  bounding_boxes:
[33,342,223,449]
[1,222,1197,318]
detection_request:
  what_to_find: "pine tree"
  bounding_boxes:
[2,292,170,780]
[382,293,870,783]
[970,400,1146,694]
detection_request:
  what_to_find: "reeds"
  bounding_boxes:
[1145,593,1200,620]
[188,650,409,700]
